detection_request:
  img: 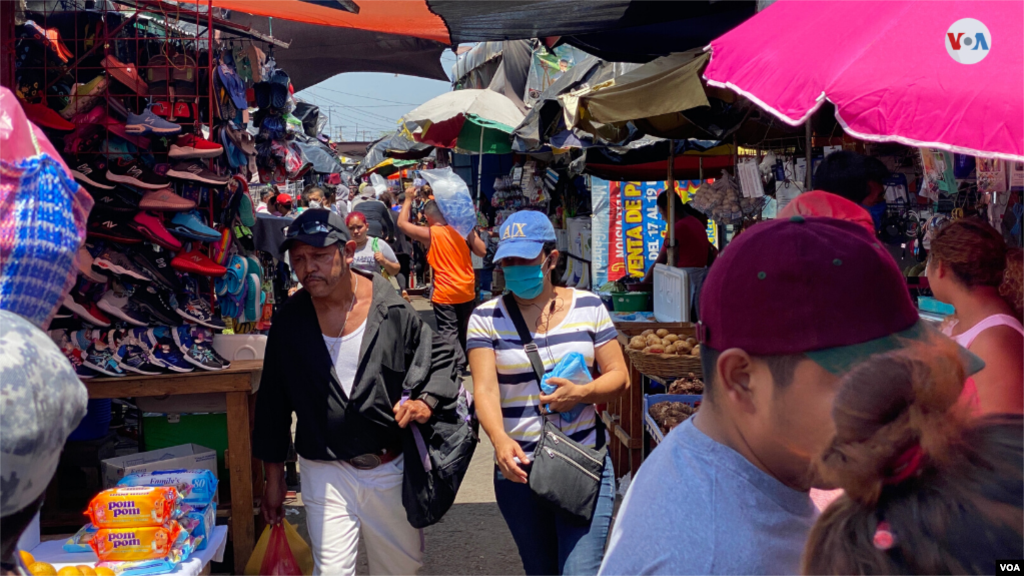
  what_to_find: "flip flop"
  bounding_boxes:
[226,254,248,295]
[244,273,260,322]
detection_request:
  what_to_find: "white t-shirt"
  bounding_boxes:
[352,239,398,275]
[323,319,367,397]
[466,289,617,457]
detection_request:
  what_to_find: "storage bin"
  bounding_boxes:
[612,292,651,312]
[644,394,702,444]
[652,264,690,323]
[918,296,954,316]
[68,399,112,441]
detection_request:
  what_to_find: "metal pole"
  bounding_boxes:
[477,126,485,210]
[666,144,676,268]
[805,120,813,189]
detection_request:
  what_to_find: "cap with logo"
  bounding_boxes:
[276,193,293,207]
[697,216,984,375]
[494,210,558,263]
[279,208,350,253]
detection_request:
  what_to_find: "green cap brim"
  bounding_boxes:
[805,319,986,376]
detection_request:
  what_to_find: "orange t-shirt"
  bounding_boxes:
[427,225,475,305]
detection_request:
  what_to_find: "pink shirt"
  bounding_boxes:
[943,314,1024,415]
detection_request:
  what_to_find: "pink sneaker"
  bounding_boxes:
[139,188,196,212]
[129,211,181,251]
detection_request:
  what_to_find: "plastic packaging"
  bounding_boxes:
[117,469,218,507]
[87,486,182,528]
[186,504,216,551]
[244,521,314,576]
[95,530,198,576]
[90,523,183,561]
[420,167,476,239]
[261,524,302,576]
[539,352,593,422]
[369,173,388,198]
[63,523,99,553]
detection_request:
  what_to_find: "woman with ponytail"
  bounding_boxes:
[926,218,1023,415]
[803,340,1024,575]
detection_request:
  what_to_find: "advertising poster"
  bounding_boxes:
[590,178,610,288]
[607,182,625,281]
[622,181,665,279]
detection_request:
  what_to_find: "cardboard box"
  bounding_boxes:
[101,443,217,488]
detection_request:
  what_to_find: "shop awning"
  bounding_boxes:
[185,0,679,46]
[366,158,418,178]
[580,138,733,181]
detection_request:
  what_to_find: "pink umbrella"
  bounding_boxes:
[704,1,1023,161]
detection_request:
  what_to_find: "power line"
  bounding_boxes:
[303,89,402,125]
[300,85,422,107]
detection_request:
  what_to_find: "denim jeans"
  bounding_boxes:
[494,453,615,576]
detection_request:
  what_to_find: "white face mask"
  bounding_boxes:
[309,201,323,210]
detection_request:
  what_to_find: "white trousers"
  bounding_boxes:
[300,455,424,576]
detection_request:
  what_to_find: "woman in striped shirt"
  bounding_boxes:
[468,211,629,576]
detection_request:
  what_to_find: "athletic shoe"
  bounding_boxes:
[172,325,225,371]
[59,74,109,119]
[129,211,182,251]
[134,284,180,325]
[88,216,145,244]
[176,294,225,330]
[169,210,221,242]
[83,335,126,377]
[169,134,223,159]
[97,288,149,326]
[51,329,97,379]
[70,158,116,190]
[93,246,152,282]
[90,187,140,213]
[102,54,148,95]
[62,292,111,326]
[78,246,109,283]
[126,104,182,136]
[130,244,181,292]
[139,188,195,212]
[171,248,227,277]
[166,161,231,186]
[21,102,75,130]
[148,327,195,373]
[111,328,164,375]
[128,327,173,371]
[107,159,169,190]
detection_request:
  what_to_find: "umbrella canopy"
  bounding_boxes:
[403,89,525,153]
[704,0,1024,161]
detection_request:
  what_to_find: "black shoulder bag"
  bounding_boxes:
[502,293,607,523]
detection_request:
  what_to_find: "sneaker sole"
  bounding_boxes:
[175,309,225,330]
[106,170,167,190]
[87,229,145,244]
[128,223,182,251]
[125,123,182,135]
[165,169,231,186]
[83,360,125,377]
[169,145,223,159]
[97,300,149,327]
[70,170,115,190]
[63,297,111,326]
[138,302,179,326]
[119,361,163,375]
[94,258,152,282]
[169,226,222,243]
[152,357,195,373]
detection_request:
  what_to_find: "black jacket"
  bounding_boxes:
[353,199,396,243]
[253,272,458,463]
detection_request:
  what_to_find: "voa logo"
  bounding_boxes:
[946,18,992,64]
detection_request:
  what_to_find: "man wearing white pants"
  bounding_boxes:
[254,210,458,575]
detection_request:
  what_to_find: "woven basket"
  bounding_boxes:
[626,347,703,379]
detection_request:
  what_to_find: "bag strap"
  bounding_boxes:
[503,292,546,383]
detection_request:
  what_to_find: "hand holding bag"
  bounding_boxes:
[503,293,607,522]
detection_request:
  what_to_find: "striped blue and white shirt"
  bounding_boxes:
[467,289,617,456]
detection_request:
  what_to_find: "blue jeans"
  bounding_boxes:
[494,453,615,576]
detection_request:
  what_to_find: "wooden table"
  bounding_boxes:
[85,359,262,571]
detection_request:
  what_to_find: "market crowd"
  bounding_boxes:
[3,154,1022,576]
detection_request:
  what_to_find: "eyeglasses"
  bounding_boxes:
[283,221,343,238]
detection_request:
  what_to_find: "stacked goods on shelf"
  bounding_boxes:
[624,328,702,379]
[117,470,219,551]
[643,394,702,444]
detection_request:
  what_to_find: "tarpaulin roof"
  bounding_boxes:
[184,0,692,47]
[581,138,734,181]
[353,131,434,178]
[223,11,448,88]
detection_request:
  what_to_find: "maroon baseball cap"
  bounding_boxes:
[698,216,983,375]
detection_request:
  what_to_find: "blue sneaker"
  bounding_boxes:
[170,210,221,242]
[112,329,164,375]
[176,292,226,330]
[126,104,182,136]
[82,330,126,377]
[147,327,195,373]
[51,329,97,379]
[172,325,226,371]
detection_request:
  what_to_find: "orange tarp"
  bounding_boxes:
[177,0,450,44]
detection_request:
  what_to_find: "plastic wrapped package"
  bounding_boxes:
[117,469,218,507]
[90,523,183,561]
[539,352,593,423]
[86,486,184,529]
[63,523,99,553]
[370,173,388,198]
[420,168,477,239]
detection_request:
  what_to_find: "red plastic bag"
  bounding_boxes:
[260,524,302,576]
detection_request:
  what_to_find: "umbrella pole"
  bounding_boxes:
[667,144,675,269]
[477,127,485,213]
[805,121,813,189]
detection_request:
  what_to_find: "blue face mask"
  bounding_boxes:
[503,258,548,300]
[868,201,887,231]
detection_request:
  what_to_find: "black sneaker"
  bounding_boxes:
[93,246,152,282]
[91,188,140,213]
[130,244,181,292]
[132,283,180,325]
[97,287,150,326]
[107,158,170,190]
[166,161,232,186]
[87,217,145,244]
[70,159,116,190]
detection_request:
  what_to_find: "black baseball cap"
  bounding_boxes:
[279,209,350,253]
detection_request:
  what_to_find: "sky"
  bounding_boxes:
[293,50,456,143]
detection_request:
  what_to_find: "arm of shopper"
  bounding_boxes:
[399,192,431,246]
[261,462,286,525]
[253,325,292,525]
[539,340,630,413]
[467,227,488,258]
[402,309,459,402]
[470,347,530,483]
[969,328,1024,415]
[374,242,401,275]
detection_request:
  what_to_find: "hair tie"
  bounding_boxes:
[873,521,896,550]
[884,444,925,485]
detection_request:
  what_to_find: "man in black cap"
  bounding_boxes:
[254,209,458,575]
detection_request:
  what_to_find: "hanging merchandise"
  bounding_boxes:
[736,157,765,199]
[691,170,768,225]
[976,157,1008,193]
[1011,162,1024,190]
[919,148,957,200]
